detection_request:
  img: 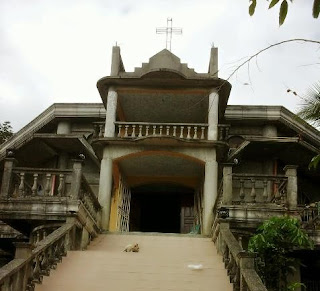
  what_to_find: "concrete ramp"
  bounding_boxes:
[36,233,233,291]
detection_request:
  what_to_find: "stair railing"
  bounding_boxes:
[0,222,75,291]
[213,222,267,291]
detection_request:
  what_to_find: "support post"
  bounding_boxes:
[207,90,219,140]
[284,165,298,209]
[13,242,33,291]
[104,87,118,138]
[98,147,113,230]
[222,164,233,204]
[203,151,218,235]
[1,157,17,197]
[70,159,84,199]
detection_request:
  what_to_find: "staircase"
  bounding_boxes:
[35,233,233,291]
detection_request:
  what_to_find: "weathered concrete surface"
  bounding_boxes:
[36,233,233,291]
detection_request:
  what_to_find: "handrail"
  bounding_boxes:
[0,222,75,291]
[114,121,209,126]
[80,175,101,211]
[214,223,268,291]
[13,167,72,174]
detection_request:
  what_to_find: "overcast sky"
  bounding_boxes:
[0,0,319,131]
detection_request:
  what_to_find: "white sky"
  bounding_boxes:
[0,0,319,131]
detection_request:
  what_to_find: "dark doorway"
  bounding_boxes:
[129,184,194,234]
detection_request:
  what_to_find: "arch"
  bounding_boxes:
[114,150,205,165]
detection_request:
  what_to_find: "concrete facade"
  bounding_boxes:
[0,46,319,289]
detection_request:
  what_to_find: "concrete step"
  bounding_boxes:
[36,232,233,291]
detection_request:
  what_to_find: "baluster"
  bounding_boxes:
[193,126,198,139]
[166,126,170,136]
[250,179,256,203]
[138,125,143,137]
[124,125,129,137]
[274,179,280,204]
[239,179,245,202]
[219,127,224,140]
[131,125,136,137]
[225,126,230,138]
[159,125,163,135]
[263,179,268,201]
[173,126,177,137]
[45,174,52,196]
[153,125,157,135]
[200,127,205,139]
[43,229,47,239]
[36,231,40,244]
[187,126,191,139]
[19,172,25,197]
[31,173,38,196]
[93,124,99,138]
[57,174,65,196]
[117,124,122,137]
[98,124,104,137]
[180,126,184,138]
[146,125,150,136]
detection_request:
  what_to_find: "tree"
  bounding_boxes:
[248,216,314,291]
[0,121,13,144]
[296,83,320,169]
[249,0,320,26]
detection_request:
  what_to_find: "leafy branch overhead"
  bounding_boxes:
[0,121,13,145]
[249,0,320,26]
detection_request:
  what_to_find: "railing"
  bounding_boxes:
[300,203,320,229]
[79,175,101,223]
[93,121,209,140]
[232,174,288,204]
[30,224,62,245]
[0,223,75,291]
[8,168,72,198]
[214,223,268,291]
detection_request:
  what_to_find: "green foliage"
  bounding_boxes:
[309,154,320,170]
[279,0,288,26]
[0,121,13,145]
[248,216,313,291]
[249,0,320,26]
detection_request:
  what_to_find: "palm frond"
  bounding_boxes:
[296,82,320,127]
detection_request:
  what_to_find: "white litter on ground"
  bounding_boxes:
[187,264,203,270]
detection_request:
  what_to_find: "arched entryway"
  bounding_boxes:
[111,150,204,234]
[130,184,194,233]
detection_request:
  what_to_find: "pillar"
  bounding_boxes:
[110,46,122,76]
[1,157,17,197]
[222,164,233,204]
[104,87,118,138]
[56,121,71,134]
[209,46,218,77]
[207,90,219,140]
[70,159,84,199]
[98,147,113,230]
[284,165,298,209]
[203,150,218,235]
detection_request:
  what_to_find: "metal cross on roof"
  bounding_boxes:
[156,18,182,51]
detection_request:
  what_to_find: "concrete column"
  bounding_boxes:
[98,147,113,230]
[203,152,218,235]
[284,165,298,209]
[207,90,219,140]
[1,157,17,197]
[14,242,33,259]
[57,121,71,134]
[111,46,122,76]
[209,46,218,77]
[104,87,118,138]
[222,164,233,204]
[70,159,84,199]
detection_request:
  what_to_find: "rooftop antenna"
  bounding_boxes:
[156,18,182,51]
